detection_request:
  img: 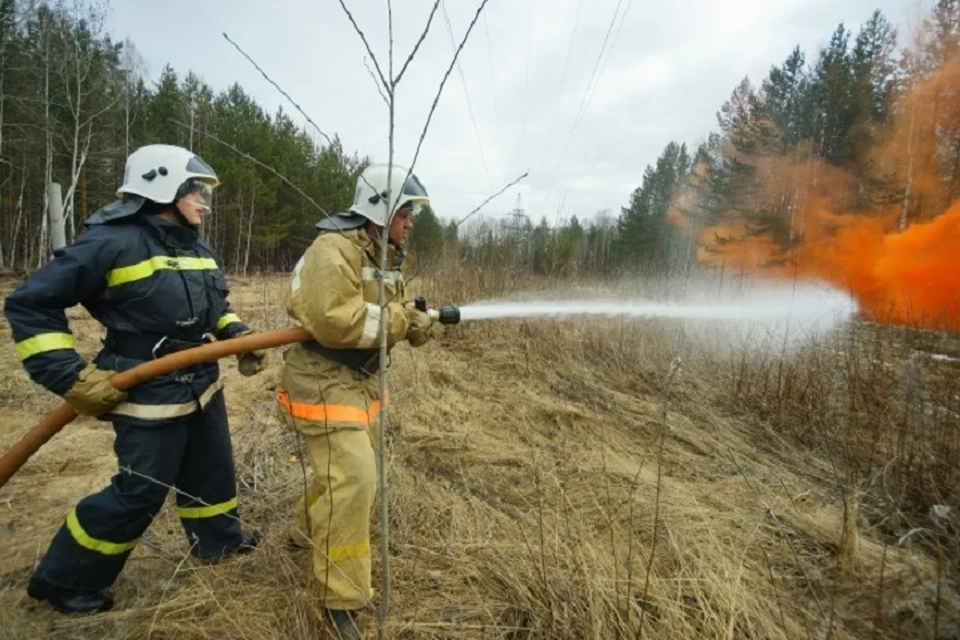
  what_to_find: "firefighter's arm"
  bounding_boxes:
[200,250,263,376]
[3,228,122,396]
[213,304,250,341]
[286,235,409,349]
[205,251,251,341]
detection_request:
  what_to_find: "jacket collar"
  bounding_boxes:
[356,227,405,269]
[141,213,200,249]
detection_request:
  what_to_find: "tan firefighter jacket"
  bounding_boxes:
[278,226,431,433]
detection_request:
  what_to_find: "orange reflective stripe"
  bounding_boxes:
[277,390,381,425]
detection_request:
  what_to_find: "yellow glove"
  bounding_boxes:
[63,363,128,416]
[234,330,266,376]
[404,304,434,348]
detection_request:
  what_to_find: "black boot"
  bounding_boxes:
[196,530,263,564]
[325,609,361,640]
[27,572,113,614]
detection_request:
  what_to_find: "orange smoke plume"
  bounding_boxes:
[677,40,960,331]
[870,203,960,329]
[690,183,959,332]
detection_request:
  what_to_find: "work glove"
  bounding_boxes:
[234,330,266,376]
[404,303,434,348]
[63,363,128,416]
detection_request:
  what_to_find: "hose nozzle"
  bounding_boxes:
[415,296,461,325]
[429,304,461,325]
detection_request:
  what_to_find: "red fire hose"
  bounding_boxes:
[0,327,311,490]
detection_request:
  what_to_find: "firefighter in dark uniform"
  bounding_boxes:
[4,144,265,614]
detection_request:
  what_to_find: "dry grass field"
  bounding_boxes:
[1,269,957,639]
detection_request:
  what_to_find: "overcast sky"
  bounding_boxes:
[105,0,925,226]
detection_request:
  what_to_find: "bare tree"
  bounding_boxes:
[118,38,145,158]
[0,0,37,270]
[37,9,50,266]
[335,2,489,636]
[57,1,118,241]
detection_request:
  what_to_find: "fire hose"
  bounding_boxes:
[0,327,311,490]
[0,301,461,491]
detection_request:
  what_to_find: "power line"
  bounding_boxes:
[482,12,506,183]
[544,0,632,217]
[563,0,627,153]
[519,0,533,167]
[537,0,583,173]
[439,0,493,189]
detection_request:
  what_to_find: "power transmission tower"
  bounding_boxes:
[507,194,530,268]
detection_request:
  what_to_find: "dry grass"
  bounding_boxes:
[0,268,957,639]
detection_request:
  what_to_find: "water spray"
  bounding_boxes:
[416,282,859,348]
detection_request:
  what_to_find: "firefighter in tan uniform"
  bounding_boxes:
[278,163,434,640]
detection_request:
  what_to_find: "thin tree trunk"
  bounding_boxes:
[188,97,195,151]
[62,121,92,244]
[47,182,65,252]
[80,165,87,223]
[900,104,917,232]
[243,182,255,276]
[9,167,24,269]
[65,61,84,242]
[124,73,130,157]
[233,186,244,270]
[39,31,51,269]
[0,69,5,271]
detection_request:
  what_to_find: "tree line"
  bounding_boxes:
[0,0,365,274]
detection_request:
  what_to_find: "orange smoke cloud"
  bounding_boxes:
[871,203,960,328]
[692,188,959,331]
[678,41,960,332]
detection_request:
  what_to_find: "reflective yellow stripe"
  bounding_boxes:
[110,379,224,420]
[328,541,370,562]
[106,256,219,287]
[215,313,241,332]
[15,332,75,360]
[177,496,238,519]
[66,507,139,555]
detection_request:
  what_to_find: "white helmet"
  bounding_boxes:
[349,163,429,226]
[117,144,220,204]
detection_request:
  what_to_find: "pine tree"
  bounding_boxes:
[615,141,690,272]
[809,24,857,164]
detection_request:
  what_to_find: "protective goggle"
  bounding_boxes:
[175,178,214,209]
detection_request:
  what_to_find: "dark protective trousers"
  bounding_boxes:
[33,392,243,591]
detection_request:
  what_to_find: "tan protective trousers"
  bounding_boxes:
[293,427,377,610]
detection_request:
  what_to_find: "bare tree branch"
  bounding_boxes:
[171,119,329,217]
[457,171,529,226]
[396,0,490,215]
[394,0,441,84]
[335,0,390,94]
[222,32,333,146]
[365,57,390,107]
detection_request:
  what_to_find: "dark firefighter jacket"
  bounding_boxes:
[4,212,250,425]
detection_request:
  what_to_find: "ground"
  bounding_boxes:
[0,274,956,639]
